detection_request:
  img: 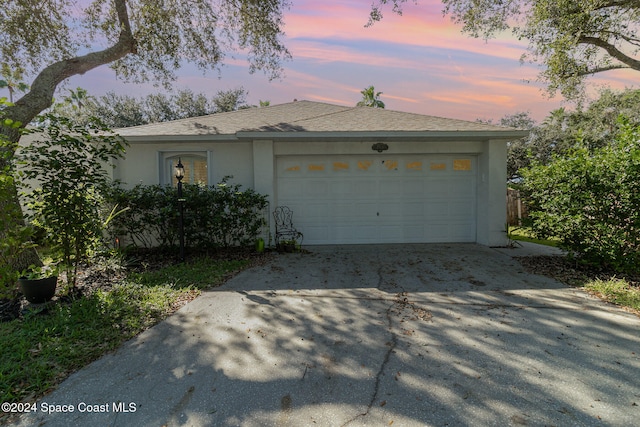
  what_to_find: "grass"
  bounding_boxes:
[0,257,248,408]
[508,226,560,247]
[583,278,640,313]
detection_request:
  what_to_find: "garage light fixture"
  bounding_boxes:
[372,142,389,153]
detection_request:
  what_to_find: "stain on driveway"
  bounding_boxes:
[14,244,640,427]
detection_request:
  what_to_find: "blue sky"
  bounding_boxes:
[62,0,638,123]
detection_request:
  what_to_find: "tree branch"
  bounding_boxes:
[579,35,640,71]
[577,64,630,76]
[4,0,137,130]
[593,0,640,11]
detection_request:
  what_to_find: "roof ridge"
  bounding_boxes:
[289,104,354,125]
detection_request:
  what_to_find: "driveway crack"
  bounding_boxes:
[341,266,399,426]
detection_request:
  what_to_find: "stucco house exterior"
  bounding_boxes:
[113,100,526,247]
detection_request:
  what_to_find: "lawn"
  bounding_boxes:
[508,226,560,247]
[0,255,254,413]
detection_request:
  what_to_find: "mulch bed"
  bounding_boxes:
[1,247,273,323]
[516,255,640,288]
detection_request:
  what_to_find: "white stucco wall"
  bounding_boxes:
[112,136,509,247]
[115,141,253,188]
[476,139,508,246]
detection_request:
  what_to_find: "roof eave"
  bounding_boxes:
[235,130,529,142]
[119,134,238,143]
[118,130,529,143]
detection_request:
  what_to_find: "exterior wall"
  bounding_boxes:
[114,141,253,188]
[476,139,508,246]
[273,140,484,156]
[110,136,509,247]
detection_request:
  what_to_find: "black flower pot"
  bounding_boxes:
[18,276,57,304]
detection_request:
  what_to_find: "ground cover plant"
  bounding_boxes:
[517,256,640,316]
[508,226,559,248]
[0,251,264,417]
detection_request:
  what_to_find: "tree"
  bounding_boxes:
[0,0,289,133]
[370,0,640,99]
[0,0,289,270]
[521,120,640,273]
[0,64,29,103]
[51,88,251,128]
[478,112,537,181]
[527,89,640,167]
[212,88,250,113]
[87,92,147,129]
[357,85,386,108]
[487,89,640,181]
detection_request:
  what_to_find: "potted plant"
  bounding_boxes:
[277,239,297,253]
[18,261,59,304]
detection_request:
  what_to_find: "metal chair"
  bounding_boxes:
[273,206,303,250]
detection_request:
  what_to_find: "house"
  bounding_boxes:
[113,100,527,247]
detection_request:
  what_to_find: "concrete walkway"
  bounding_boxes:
[12,244,640,426]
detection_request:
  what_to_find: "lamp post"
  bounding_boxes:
[174,158,186,263]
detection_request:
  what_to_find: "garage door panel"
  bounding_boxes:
[449,200,474,217]
[424,179,450,196]
[354,202,378,216]
[277,155,476,244]
[448,179,475,196]
[304,225,330,242]
[450,222,476,241]
[379,179,407,197]
[378,202,423,218]
[279,180,304,198]
[304,180,329,196]
[294,202,328,219]
[353,225,382,240]
[332,202,357,218]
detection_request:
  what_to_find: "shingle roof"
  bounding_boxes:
[115,100,520,138]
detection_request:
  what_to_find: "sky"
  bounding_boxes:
[63,0,639,123]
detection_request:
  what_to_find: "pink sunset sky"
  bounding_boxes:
[61,0,638,123]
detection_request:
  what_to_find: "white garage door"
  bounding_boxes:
[276,155,477,244]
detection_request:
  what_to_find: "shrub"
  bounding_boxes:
[0,105,32,299]
[521,119,640,273]
[107,177,268,250]
[19,115,127,288]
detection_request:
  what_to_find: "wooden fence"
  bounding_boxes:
[507,188,528,226]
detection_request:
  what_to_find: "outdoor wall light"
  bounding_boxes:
[175,158,185,263]
[372,142,389,153]
[174,158,185,181]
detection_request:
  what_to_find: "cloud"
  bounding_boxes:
[285,0,526,62]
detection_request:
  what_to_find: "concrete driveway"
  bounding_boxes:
[13,244,640,426]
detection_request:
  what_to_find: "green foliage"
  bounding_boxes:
[107,178,268,250]
[521,119,640,273]
[0,256,246,405]
[0,0,290,87]
[0,63,29,104]
[504,89,640,181]
[51,88,251,128]
[19,115,127,288]
[356,85,385,108]
[583,278,640,312]
[0,99,31,299]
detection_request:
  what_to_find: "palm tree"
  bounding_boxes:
[0,63,29,103]
[356,85,385,108]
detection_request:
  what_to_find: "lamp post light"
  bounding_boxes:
[174,158,186,263]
